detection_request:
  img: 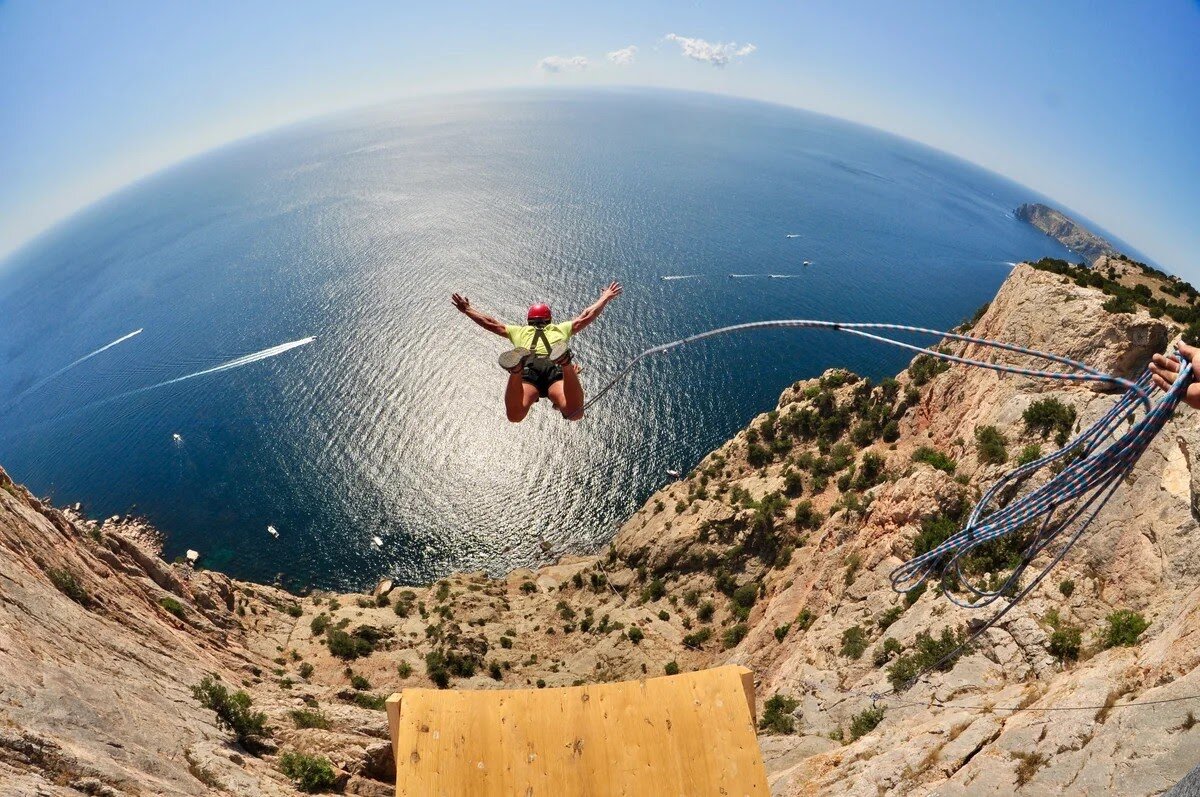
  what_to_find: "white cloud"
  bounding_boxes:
[607,45,637,66]
[538,55,589,73]
[663,34,756,67]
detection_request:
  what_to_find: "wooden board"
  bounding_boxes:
[386,665,769,797]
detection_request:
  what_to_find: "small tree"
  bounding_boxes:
[975,426,1008,465]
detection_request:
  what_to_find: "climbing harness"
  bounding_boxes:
[573,318,1193,690]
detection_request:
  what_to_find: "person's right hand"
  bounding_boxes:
[451,293,470,313]
[1150,340,1200,409]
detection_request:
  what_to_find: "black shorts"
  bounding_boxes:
[522,357,563,398]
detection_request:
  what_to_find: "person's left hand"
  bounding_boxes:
[1151,341,1200,409]
[601,281,623,301]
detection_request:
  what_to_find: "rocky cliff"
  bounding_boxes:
[3,263,1200,796]
[1016,202,1120,264]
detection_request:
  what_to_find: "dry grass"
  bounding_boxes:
[1013,750,1048,788]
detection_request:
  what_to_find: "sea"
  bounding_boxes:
[0,88,1077,590]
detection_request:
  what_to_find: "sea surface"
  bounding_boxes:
[0,89,1076,589]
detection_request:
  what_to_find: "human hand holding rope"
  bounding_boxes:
[1151,341,1200,409]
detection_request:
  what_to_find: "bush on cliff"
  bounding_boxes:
[279,750,338,793]
[759,693,800,734]
[191,674,269,747]
[47,568,90,606]
[974,426,1008,465]
[1103,610,1149,648]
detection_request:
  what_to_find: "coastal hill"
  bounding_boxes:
[4,263,1200,796]
[1015,202,1120,264]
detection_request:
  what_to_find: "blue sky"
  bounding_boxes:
[2,1,1197,275]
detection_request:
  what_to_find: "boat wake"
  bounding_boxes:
[660,275,701,281]
[122,337,316,399]
[769,274,801,279]
[15,328,143,401]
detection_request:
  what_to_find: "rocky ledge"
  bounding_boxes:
[3,262,1200,796]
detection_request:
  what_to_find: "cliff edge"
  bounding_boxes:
[3,263,1200,796]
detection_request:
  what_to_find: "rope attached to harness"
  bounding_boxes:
[573,319,1192,688]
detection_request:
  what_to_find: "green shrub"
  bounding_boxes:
[1103,610,1149,648]
[278,750,337,792]
[683,628,713,648]
[1048,625,1082,662]
[697,601,715,623]
[310,614,329,636]
[849,706,885,740]
[397,661,413,679]
[912,446,956,474]
[723,624,749,649]
[873,637,902,667]
[1016,444,1043,466]
[290,708,331,730]
[191,674,269,746]
[843,554,862,586]
[159,596,186,619]
[1023,398,1076,444]
[732,584,758,611]
[350,674,371,691]
[793,500,823,530]
[326,629,374,660]
[1103,295,1136,314]
[627,626,645,644]
[664,661,680,676]
[877,606,903,631]
[298,662,314,679]
[47,568,90,606]
[774,624,791,642]
[489,660,503,680]
[909,354,950,386]
[520,580,537,594]
[350,691,384,710]
[840,625,867,659]
[975,426,1008,464]
[887,627,966,692]
[645,578,666,602]
[759,693,800,734]
[794,609,815,631]
[881,420,900,443]
[285,603,303,618]
[1059,579,1075,598]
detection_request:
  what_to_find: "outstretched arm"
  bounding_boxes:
[571,281,623,334]
[1150,341,1200,409]
[451,293,508,337]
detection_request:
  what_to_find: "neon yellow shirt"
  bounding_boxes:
[505,321,573,356]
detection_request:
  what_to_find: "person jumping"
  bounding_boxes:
[451,281,623,422]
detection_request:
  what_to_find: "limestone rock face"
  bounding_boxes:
[2,261,1200,796]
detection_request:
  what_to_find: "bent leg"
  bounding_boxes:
[505,372,539,423]
[548,364,584,421]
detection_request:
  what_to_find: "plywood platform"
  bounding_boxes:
[386,665,769,796]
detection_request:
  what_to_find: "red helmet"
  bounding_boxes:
[527,303,552,323]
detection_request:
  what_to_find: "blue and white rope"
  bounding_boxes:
[577,318,1192,690]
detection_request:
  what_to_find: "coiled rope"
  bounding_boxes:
[573,319,1192,688]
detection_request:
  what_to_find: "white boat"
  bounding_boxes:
[172,433,183,442]
[785,234,801,239]
[371,536,384,548]
[666,469,681,478]
[803,260,812,266]
[267,525,279,538]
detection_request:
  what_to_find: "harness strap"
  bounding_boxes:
[529,325,552,357]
